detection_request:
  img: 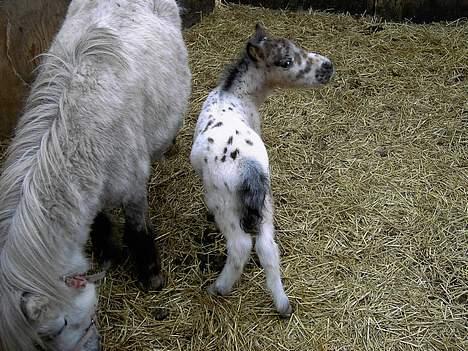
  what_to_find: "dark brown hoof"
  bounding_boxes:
[148,273,165,291]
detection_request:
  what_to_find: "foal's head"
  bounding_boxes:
[1,277,100,351]
[246,24,334,88]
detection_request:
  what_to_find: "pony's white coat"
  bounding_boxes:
[0,1,190,350]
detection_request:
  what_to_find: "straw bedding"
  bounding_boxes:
[1,3,467,350]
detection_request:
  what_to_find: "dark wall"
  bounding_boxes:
[229,0,369,13]
[179,0,215,27]
[0,0,214,139]
[229,0,468,22]
[0,0,70,139]
[374,0,468,22]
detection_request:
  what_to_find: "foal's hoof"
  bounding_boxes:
[207,283,220,296]
[207,283,230,296]
[277,302,293,319]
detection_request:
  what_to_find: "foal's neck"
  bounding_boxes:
[220,55,272,126]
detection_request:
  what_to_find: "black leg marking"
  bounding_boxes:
[123,215,163,290]
[90,212,122,265]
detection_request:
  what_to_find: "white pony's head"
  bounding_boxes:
[1,274,100,351]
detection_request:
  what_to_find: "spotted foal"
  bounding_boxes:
[190,24,334,317]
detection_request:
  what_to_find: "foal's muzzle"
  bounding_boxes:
[316,60,334,84]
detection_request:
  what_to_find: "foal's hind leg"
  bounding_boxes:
[208,213,252,296]
[255,198,292,318]
[123,193,163,290]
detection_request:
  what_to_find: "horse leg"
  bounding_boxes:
[123,192,163,290]
[208,215,252,296]
[90,211,122,267]
[255,199,292,318]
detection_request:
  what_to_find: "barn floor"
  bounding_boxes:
[2,3,467,351]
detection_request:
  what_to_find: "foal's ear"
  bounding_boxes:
[246,41,264,62]
[21,293,50,322]
[247,23,269,62]
[254,23,268,42]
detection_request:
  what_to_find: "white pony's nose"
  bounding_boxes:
[80,326,100,351]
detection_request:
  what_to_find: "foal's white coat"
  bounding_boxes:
[191,25,334,317]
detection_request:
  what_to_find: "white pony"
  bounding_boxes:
[0,1,190,350]
[190,24,334,317]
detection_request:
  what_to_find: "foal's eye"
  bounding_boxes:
[276,58,293,68]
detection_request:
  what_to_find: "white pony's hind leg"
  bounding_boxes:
[208,214,252,296]
[255,198,292,317]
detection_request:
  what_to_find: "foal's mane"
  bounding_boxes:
[221,50,252,92]
[0,27,126,351]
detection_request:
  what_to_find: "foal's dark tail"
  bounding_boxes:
[238,159,269,232]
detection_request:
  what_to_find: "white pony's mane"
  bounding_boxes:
[0,27,126,351]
